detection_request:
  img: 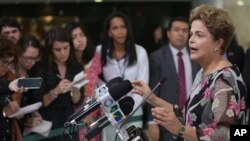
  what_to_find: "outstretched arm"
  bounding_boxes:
[132,80,172,109]
[132,80,199,141]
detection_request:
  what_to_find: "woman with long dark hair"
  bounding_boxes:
[29,27,83,141]
[99,11,149,141]
[65,21,102,141]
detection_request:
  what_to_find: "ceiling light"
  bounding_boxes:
[43,16,54,23]
[94,0,103,3]
[237,0,244,6]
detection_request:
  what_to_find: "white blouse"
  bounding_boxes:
[97,44,149,124]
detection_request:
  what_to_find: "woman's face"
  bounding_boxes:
[72,27,87,52]
[0,57,14,77]
[153,26,162,41]
[189,20,219,63]
[19,46,40,70]
[52,41,70,64]
[108,17,127,46]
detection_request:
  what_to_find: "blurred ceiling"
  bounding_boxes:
[224,0,250,6]
[0,0,249,7]
[0,0,189,4]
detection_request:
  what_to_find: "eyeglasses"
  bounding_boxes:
[22,55,40,63]
[0,59,14,68]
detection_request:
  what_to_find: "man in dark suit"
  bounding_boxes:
[242,48,250,124]
[146,17,200,141]
[225,35,245,72]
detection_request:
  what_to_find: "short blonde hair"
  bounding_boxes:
[189,4,235,54]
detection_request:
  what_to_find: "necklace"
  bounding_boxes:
[113,50,127,79]
[116,57,127,79]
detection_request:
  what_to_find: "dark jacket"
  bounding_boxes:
[0,80,13,141]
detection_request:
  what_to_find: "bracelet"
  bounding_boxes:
[49,89,58,99]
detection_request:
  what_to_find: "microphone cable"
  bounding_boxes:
[64,99,93,140]
[63,117,88,140]
[63,122,73,140]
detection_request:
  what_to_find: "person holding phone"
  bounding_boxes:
[0,35,23,141]
[1,79,25,93]
[29,27,83,141]
[13,35,43,134]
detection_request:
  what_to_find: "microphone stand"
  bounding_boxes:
[119,78,165,129]
[117,78,166,140]
[115,123,130,141]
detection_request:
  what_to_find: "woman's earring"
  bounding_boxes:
[214,49,219,53]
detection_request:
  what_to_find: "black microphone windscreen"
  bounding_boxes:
[106,76,123,88]
[109,80,132,101]
[119,96,134,115]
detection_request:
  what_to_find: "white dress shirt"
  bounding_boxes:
[169,44,193,99]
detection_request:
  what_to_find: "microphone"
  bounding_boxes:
[106,76,123,88]
[127,125,150,141]
[86,78,166,141]
[85,96,135,140]
[98,81,133,125]
[119,77,167,128]
[68,78,132,124]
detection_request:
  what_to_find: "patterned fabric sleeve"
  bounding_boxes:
[196,68,246,141]
[80,52,102,141]
[85,53,102,118]
[198,81,233,141]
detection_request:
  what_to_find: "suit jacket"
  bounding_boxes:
[242,48,250,108]
[1,74,30,141]
[226,44,245,72]
[146,45,200,141]
[0,80,10,94]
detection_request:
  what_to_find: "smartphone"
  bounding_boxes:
[17,77,42,89]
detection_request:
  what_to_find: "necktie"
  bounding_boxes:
[177,51,186,108]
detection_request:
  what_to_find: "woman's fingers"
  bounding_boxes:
[132,80,143,85]
[132,81,143,95]
[153,118,168,126]
[152,108,165,119]
[18,86,28,92]
[132,80,151,96]
[151,107,172,123]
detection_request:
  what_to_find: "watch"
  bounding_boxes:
[178,125,186,137]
